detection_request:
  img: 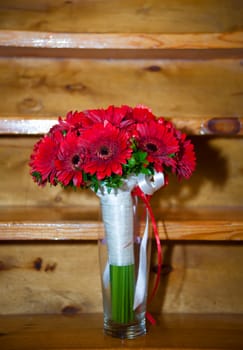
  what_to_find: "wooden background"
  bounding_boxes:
[0,58,243,118]
[1,136,243,209]
[0,0,243,317]
[0,0,242,36]
[0,242,243,315]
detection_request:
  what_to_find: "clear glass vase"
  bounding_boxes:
[98,189,151,339]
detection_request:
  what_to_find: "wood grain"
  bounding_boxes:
[0,242,101,315]
[0,313,243,350]
[1,136,243,208]
[0,207,243,241]
[0,242,243,315]
[1,30,243,49]
[1,116,242,135]
[0,0,242,34]
[0,58,243,118]
[151,243,243,315]
[1,46,243,60]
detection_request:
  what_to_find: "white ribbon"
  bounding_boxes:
[97,183,136,288]
[97,172,164,302]
[133,211,149,309]
[133,172,164,309]
[137,172,165,195]
[99,191,134,266]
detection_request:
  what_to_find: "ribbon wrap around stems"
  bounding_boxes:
[97,177,137,267]
[97,172,164,323]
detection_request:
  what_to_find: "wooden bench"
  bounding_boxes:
[0,1,243,349]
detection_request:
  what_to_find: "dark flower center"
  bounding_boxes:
[97,145,112,159]
[146,143,158,152]
[100,146,109,155]
[72,155,80,165]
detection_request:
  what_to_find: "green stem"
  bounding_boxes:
[110,264,135,324]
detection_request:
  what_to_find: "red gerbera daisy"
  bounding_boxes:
[132,105,156,123]
[65,110,94,130]
[84,105,134,130]
[29,130,62,185]
[174,133,196,180]
[136,120,179,172]
[55,131,86,187]
[82,121,132,180]
[49,116,70,135]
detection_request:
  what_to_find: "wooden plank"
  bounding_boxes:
[151,243,243,315]
[0,207,243,241]
[1,30,243,49]
[0,242,101,315]
[0,243,243,315]
[0,58,243,118]
[1,46,243,60]
[1,116,243,136]
[2,136,243,208]
[0,117,55,135]
[0,0,242,34]
[0,314,243,350]
[1,136,243,208]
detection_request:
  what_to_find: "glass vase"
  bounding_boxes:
[98,189,151,339]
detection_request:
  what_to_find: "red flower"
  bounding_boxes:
[136,120,179,172]
[65,110,94,130]
[174,133,196,180]
[55,131,86,187]
[132,105,156,123]
[49,117,70,135]
[82,121,132,180]
[29,130,62,185]
[29,105,196,189]
[84,105,133,129]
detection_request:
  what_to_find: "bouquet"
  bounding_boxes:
[30,105,195,190]
[30,105,196,334]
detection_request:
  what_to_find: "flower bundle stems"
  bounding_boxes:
[110,264,135,324]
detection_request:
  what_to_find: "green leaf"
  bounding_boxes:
[168,153,175,158]
[32,171,42,181]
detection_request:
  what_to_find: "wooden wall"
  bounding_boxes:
[0,58,243,118]
[1,242,243,315]
[0,0,242,34]
[0,0,243,316]
[1,135,243,209]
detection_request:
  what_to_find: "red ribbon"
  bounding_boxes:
[132,186,162,324]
